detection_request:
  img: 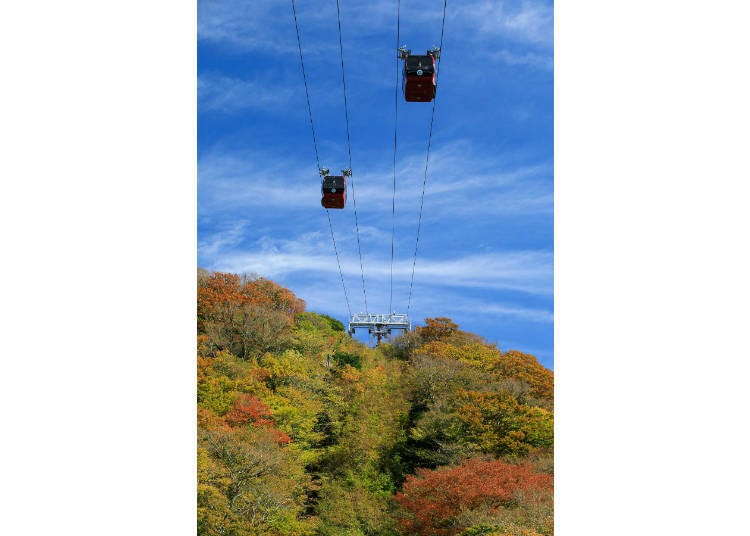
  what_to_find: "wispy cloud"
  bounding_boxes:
[456,0,553,47]
[198,142,552,216]
[199,74,298,114]
[199,0,294,54]
[288,277,552,327]
[203,225,551,296]
[198,234,553,327]
[197,149,319,216]
[450,299,553,323]
[199,0,552,68]
[198,219,250,259]
[199,0,340,56]
[198,0,554,362]
[489,48,553,70]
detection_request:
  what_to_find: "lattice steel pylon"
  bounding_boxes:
[348,313,411,346]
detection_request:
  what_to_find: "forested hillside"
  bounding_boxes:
[197,270,553,536]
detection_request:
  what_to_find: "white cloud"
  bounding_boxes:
[198,74,297,114]
[457,0,553,47]
[198,220,250,259]
[199,0,553,67]
[197,149,320,215]
[198,142,552,216]
[283,278,552,326]
[450,300,553,323]
[202,248,553,327]
[199,0,341,56]
[198,0,292,53]
[490,48,553,69]
[197,0,553,356]
[205,227,552,296]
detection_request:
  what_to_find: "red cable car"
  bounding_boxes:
[320,168,350,209]
[400,47,440,102]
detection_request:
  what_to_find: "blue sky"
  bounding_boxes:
[198,0,554,368]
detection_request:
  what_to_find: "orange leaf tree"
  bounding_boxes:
[415,317,460,343]
[224,394,291,444]
[492,351,554,407]
[394,458,553,536]
[198,271,305,328]
[197,271,306,358]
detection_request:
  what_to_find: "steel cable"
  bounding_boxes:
[407,0,447,315]
[291,0,352,318]
[335,0,369,315]
[389,0,401,315]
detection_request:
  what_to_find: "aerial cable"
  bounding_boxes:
[291,0,320,169]
[389,0,401,316]
[291,0,352,318]
[407,0,447,315]
[326,210,353,318]
[335,0,369,315]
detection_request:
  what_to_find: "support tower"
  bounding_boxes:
[348,313,411,345]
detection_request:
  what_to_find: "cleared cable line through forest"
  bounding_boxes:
[291,0,352,318]
[335,0,369,316]
[407,0,447,315]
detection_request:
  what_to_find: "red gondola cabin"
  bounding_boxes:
[321,175,346,209]
[403,52,437,102]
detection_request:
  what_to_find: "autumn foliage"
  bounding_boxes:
[224,394,291,444]
[416,317,460,342]
[492,350,554,405]
[395,458,553,536]
[198,271,305,324]
[225,394,274,426]
[196,271,553,536]
[198,270,307,358]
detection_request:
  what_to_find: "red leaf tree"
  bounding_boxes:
[394,458,552,536]
[224,394,291,445]
[198,271,305,324]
